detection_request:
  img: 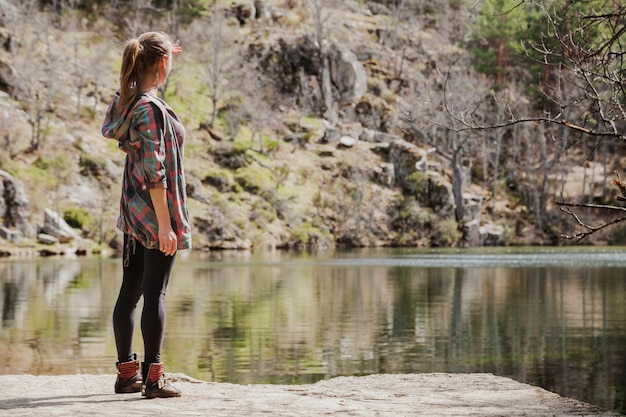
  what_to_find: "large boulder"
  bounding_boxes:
[193,207,252,250]
[417,171,454,213]
[388,141,453,212]
[329,46,367,103]
[0,169,36,239]
[320,127,341,144]
[257,37,366,111]
[388,140,430,186]
[479,222,506,246]
[42,208,81,243]
[0,226,20,243]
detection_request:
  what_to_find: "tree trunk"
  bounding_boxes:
[451,132,465,224]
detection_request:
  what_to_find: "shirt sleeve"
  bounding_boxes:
[132,103,168,190]
[100,99,117,138]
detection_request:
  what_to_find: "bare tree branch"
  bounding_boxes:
[556,171,626,242]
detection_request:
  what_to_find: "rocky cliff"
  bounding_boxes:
[0,0,613,254]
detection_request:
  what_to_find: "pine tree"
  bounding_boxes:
[471,0,530,86]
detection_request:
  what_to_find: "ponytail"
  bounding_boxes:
[116,32,173,113]
[118,39,142,112]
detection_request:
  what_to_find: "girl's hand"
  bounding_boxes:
[149,188,177,256]
[158,226,178,256]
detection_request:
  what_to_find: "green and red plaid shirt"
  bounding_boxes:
[102,92,192,251]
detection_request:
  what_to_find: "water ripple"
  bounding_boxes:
[212,248,626,269]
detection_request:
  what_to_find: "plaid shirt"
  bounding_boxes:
[102,92,192,250]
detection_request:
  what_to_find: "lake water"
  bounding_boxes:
[1,247,625,414]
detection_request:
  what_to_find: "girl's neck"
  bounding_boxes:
[139,75,159,95]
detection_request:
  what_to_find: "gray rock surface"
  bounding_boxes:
[0,373,620,417]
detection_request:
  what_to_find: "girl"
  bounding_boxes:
[102,31,191,399]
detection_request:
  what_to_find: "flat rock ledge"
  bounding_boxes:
[0,373,620,416]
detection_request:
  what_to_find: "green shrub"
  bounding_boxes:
[290,223,333,248]
[63,207,93,230]
[213,143,249,169]
[202,168,235,192]
[79,153,107,177]
[235,165,274,194]
[431,218,461,247]
[35,155,70,172]
[263,136,280,153]
[404,171,429,195]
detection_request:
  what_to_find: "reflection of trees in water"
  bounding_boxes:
[442,267,626,413]
[165,263,399,383]
[0,259,111,375]
[1,262,48,374]
[166,260,623,382]
[167,261,626,412]
[1,262,39,329]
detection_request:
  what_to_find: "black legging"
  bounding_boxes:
[113,234,176,364]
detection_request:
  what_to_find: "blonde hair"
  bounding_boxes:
[117,31,173,112]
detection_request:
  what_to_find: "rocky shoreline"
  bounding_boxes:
[0,373,620,416]
[0,243,96,258]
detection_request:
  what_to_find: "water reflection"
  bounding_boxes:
[0,248,625,413]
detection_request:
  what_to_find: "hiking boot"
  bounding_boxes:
[141,362,181,399]
[115,354,142,394]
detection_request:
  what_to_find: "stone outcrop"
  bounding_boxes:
[193,207,252,250]
[0,169,35,241]
[41,208,81,244]
[259,37,367,108]
[388,140,433,187]
[229,1,256,26]
[0,373,616,417]
[360,128,401,143]
[329,46,368,104]
[320,127,341,144]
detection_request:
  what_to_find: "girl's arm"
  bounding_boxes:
[149,188,177,256]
